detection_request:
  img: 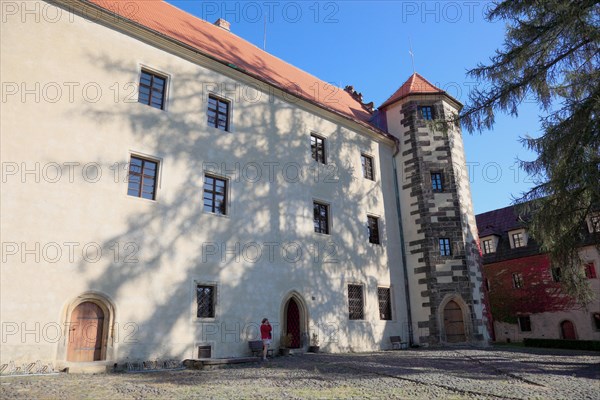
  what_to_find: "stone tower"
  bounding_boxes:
[379,73,490,345]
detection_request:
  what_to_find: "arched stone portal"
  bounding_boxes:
[60,292,115,363]
[438,294,470,344]
[281,292,308,349]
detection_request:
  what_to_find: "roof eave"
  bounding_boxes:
[379,90,463,111]
[73,0,392,142]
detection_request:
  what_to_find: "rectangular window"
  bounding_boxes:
[203,175,227,215]
[198,345,212,358]
[313,201,329,234]
[518,316,531,332]
[551,267,562,282]
[485,278,490,291]
[207,95,230,131]
[439,238,452,256]
[367,216,380,244]
[482,239,493,254]
[584,263,597,279]
[590,215,600,233]
[512,232,525,248]
[311,134,326,164]
[377,287,392,320]
[348,284,364,320]
[361,154,374,180]
[431,172,443,192]
[593,312,600,330]
[512,272,524,289]
[138,69,166,110]
[196,285,215,318]
[418,105,433,120]
[127,156,158,200]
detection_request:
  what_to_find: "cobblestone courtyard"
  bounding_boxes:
[2,347,599,399]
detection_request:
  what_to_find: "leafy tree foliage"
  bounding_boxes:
[461,1,600,304]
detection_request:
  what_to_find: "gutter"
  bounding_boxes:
[392,140,414,346]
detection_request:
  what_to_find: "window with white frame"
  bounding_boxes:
[138,69,167,110]
[203,174,228,215]
[482,239,493,254]
[207,95,230,131]
[127,155,159,200]
[311,134,326,164]
[509,229,528,248]
[313,201,330,234]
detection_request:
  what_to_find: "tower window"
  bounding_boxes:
[418,105,433,120]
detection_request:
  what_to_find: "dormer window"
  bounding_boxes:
[509,229,528,249]
[587,214,600,233]
[482,239,493,254]
[480,235,498,254]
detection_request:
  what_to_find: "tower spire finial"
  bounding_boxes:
[408,37,415,74]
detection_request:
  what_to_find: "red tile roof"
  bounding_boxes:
[379,73,449,109]
[85,0,384,133]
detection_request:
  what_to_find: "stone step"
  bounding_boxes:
[60,361,113,374]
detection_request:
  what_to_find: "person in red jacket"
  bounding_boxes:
[260,318,272,361]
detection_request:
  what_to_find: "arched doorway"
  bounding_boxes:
[560,320,577,340]
[444,300,466,343]
[67,302,105,362]
[285,298,301,348]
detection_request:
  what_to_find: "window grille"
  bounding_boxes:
[197,285,215,318]
[348,284,364,320]
[377,287,391,320]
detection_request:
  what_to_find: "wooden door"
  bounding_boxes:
[560,320,576,339]
[67,302,105,362]
[444,300,466,343]
[286,299,301,348]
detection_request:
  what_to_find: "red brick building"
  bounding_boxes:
[476,205,600,342]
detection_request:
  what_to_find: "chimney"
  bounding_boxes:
[213,18,230,31]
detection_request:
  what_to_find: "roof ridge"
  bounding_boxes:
[161,1,347,94]
[411,72,442,92]
[378,72,446,109]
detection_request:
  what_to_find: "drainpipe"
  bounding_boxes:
[392,143,414,347]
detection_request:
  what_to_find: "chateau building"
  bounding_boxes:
[476,205,600,342]
[1,0,489,370]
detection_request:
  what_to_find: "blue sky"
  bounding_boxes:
[170,0,542,214]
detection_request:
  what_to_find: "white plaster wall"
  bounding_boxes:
[444,100,490,342]
[0,1,407,364]
[385,101,431,343]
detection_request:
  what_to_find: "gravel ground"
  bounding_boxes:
[1,346,599,399]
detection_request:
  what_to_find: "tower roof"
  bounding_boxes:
[379,73,458,109]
